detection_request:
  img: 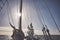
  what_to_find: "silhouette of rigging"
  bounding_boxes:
[0,0,60,40]
[9,22,25,40]
[43,0,60,32]
[0,0,7,12]
[9,0,25,40]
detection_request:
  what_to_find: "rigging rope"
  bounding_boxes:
[0,0,7,12]
[35,6,49,40]
[43,0,60,32]
[25,6,30,25]
[33,1,53,40]
[27,2,32,24]
[28,8,32,24]
[32,1,45,27]
[38,8,46,26]
[52,6,60,32]
[32,2,48,40]
[6,0,15,26]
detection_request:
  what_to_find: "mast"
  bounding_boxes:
[19,0,22,30]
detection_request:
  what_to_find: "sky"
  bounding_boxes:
[0,0,60,35]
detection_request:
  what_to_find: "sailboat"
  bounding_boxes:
[0,0,60,40]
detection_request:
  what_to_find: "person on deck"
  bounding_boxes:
[45,25,52,40]
[42,26,47,40]
[27,23,34,40]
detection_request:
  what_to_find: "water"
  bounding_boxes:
[0,35,10,40]
[0,35,60,40]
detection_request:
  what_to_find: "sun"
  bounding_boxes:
[17,12,21,17]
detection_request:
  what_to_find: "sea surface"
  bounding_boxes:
[0,35,60,40]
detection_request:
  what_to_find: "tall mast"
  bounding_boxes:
[19,0,22,30]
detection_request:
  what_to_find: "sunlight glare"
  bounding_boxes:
[17,13,21,17]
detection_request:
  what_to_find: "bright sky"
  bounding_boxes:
[0,0,60,35]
